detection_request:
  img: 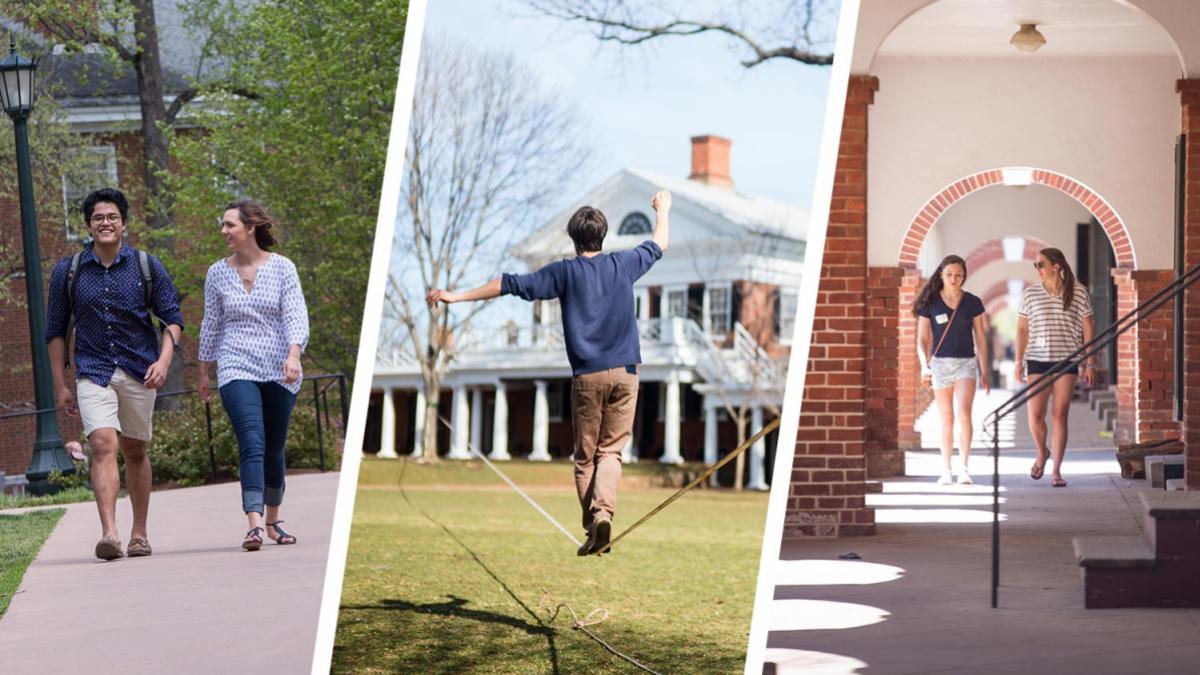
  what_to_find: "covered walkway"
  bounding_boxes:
[765,391,1200,673]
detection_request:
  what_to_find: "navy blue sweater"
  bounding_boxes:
[502,240,663,376]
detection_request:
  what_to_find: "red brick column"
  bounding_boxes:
[863,267,921,477]
[785,75,878,537]
[1113,270,1180,448]
[1179,79,1200,489]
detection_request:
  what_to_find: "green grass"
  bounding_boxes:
[0,487,94,511]
[335,459,767,674]
[0,509,65,618]
[357,456,707,487]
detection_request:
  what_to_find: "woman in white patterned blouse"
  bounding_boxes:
[198,199,309,550]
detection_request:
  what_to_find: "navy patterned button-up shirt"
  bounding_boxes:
[46,244,185,387]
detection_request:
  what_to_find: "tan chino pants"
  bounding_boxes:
[571,366,639,531]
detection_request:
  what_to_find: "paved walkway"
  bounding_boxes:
[764,390,1200,674]
[0,472,339,673]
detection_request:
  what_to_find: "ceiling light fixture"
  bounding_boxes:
[1010,23,1046,54]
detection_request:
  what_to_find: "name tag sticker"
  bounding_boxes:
[935,313,949,325]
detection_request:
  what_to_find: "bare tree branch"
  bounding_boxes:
[525,0,836,68]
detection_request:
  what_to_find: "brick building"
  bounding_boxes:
[368,136,804,487]
[786,0,1200,537]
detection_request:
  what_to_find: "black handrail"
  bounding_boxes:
[985,261,1200,608]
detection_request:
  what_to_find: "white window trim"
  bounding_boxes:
[62,144,118,242]
[703,282,732,336]
[662,285,687,319]
[634,288,650,320]
[778,288,799,346]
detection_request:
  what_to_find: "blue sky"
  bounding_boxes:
[423,0,835,207]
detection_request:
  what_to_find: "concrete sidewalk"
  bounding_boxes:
[764,391,1200,674]
[0,472,339,673]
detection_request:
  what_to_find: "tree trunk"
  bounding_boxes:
[733,413,747,491]
[421,370,441,463]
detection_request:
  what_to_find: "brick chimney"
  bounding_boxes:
[688,135,733,189]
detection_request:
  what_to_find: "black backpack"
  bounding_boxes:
[62,247,162,366]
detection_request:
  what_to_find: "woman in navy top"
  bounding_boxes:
[914,254,991,485]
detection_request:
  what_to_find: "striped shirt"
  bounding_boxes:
[1018,283,1093,361]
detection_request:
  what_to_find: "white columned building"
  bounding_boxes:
[448,385,471,459]
[704,400,719,485]
[378,387,398,458]
[491,381,510,460]
[529,379,552,461]
[410,387,425,457]
[470,388,484,455]
[748,406,767,490]
[661,373,683,464]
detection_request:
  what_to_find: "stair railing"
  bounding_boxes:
[983,261,1200,608]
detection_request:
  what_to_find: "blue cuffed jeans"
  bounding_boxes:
[219,380,297,514]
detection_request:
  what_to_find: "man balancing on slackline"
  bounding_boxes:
[427,189,672,556]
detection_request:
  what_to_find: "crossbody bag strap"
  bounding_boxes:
[931,302,961,359]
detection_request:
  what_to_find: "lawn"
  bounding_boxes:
[0,487,94,511]
[334,458,768,674]
[0,509,65,618]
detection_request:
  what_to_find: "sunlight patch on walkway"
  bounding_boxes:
[771,560,905,586]
[868,493,1006,507]
[770,599,890,631]
[875,508,1008,524]
[763,648,868,674]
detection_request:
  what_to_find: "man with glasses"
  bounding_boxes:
[46,188,184,560]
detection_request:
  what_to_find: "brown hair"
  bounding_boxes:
[1039,247,1075,311]
[225,198,278,250]
[912,254,967,316]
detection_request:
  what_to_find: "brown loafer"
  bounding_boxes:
[95,537,124,561]
[127,537,152,557]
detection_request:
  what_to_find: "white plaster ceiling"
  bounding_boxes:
[878,0,1177,58]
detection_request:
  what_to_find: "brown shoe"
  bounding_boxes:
[95,537,124,561]
[590,517,612,556]
[127,537,152,557]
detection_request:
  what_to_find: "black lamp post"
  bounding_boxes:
[1,37,72,493]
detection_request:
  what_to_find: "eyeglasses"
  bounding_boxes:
[90,214,122,225]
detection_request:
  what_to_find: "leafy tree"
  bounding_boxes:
[170,0,406,379]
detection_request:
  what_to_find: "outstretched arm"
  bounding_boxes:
[427,278,503,306]
[651,190,671,252]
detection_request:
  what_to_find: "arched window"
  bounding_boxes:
[618,211,652,235]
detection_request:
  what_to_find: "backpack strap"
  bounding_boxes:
[136,248,169,336]
[64,251,83,367]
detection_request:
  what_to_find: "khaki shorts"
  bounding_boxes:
[77,368,157,441]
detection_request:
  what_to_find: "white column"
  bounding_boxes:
[621,437,633,462]
[529,380,551,461]
[378,387,398,458]
[661,375,683,464]
[748,406,768,490]
[704,402,718,486]
[410,387,425,457]
[448,384,471,459]
[491,381,510,460]
[470,388,484,455]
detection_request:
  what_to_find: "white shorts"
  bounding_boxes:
[930,357,978,390]
[77,368,157,441]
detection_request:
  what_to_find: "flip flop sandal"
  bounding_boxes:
[267,521,297,545]
[95,537,124,561]
[1030,458,1047,480]
[1052,478,1068,488]
[127,537,152,557]
[243,527,264,551]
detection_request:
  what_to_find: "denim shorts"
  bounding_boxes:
[930,357,978,390]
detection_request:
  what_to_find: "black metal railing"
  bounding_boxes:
[0,373,348,484]
[983,262,1200,608]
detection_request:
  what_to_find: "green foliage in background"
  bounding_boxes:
[168,0,407,379]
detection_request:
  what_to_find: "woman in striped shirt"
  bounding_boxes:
[1015,248,1096,488]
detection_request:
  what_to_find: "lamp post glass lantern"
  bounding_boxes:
[2,37,72,494]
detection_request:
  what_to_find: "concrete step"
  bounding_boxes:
[1101,406,1117,431]
[1145,455,1186,488]
[1139,490,1200,558]
[1073,535,1156,569]
[1095,399,1118,420]
[1089,388,1117,411]
[1166,479,1186,491]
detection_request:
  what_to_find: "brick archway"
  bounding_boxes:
[964,236,1050,275]
[899,169,1137,270]
[980,279,1024,313]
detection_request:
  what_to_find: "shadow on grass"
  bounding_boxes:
[354,461,564,673]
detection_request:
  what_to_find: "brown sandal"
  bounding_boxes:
[127,537,152,557]
[242,527,264,551]
[1030,456,1047,481]
[95,537,124,561]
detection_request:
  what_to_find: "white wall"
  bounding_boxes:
[867,55,1180,269]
